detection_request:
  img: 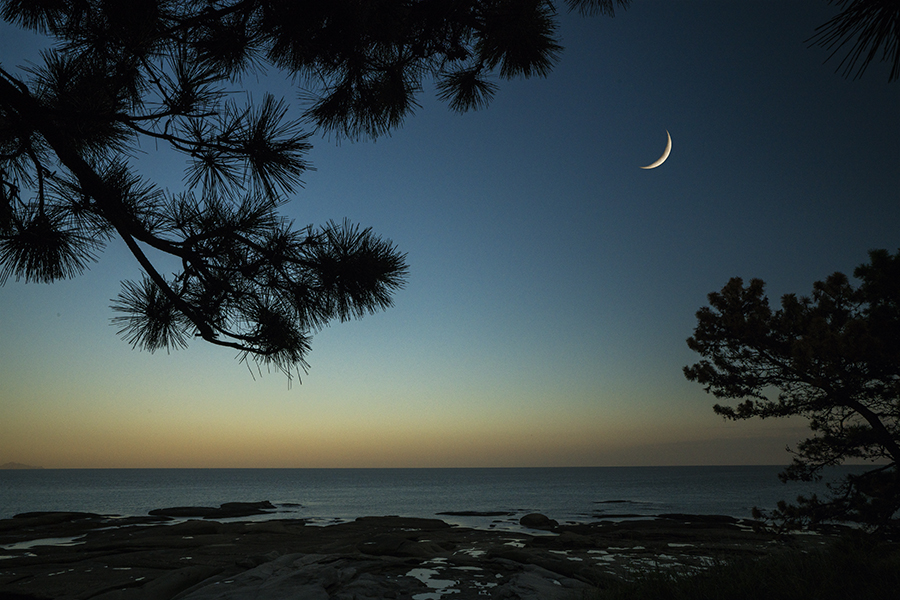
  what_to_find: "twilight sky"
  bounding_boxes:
[1,1,898,468]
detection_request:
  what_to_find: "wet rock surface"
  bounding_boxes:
[0,511,831,599]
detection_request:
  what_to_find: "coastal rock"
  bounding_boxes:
[148,501,276,519]
[353,515,451,530]
[0,511,167,538]
[177,554,334,600]
[658,513,739,525]
[0,510,829,600]
[91,565,223,600]
[492,564,591,600]
[436,510,515,517]
[173,553,451,600]
[5,511,104,528]
[519,513,559,529]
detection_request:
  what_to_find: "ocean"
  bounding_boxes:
[0,466,854,531]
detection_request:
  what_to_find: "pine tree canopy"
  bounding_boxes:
[685,249,900,531]
[0,0,628,380]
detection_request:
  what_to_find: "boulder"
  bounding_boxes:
[519,513,558,530]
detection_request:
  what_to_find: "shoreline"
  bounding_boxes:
[0,505,837,600]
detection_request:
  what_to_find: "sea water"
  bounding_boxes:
[0,466,856,530]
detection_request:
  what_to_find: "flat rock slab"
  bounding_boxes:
[0,513,832,600]
[148,501,278,520]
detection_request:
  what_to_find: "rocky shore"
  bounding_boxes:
[0,504,832,600]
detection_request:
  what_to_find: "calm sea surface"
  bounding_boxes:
[0,466,856,530]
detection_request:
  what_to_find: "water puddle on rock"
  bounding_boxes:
[406,558,460,600]
[406,570,458,599]
[1,536,85,552]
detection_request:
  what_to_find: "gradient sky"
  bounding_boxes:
[1,1,898,468]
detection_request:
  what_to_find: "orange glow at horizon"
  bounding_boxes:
[2,396,808,468]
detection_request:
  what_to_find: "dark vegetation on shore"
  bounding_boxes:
[594,532,900,600]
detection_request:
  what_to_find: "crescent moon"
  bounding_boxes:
[640,130,672,169]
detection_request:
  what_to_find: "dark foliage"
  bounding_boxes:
[600,532,900,600]
[0,0,628,380]
[808,0,900,82]
[685,249,900,531]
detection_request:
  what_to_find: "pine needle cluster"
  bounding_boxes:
[0,1,628,380]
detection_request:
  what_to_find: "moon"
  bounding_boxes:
[640,130,672,169]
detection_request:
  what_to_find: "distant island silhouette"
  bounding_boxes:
[0,462,43,469]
